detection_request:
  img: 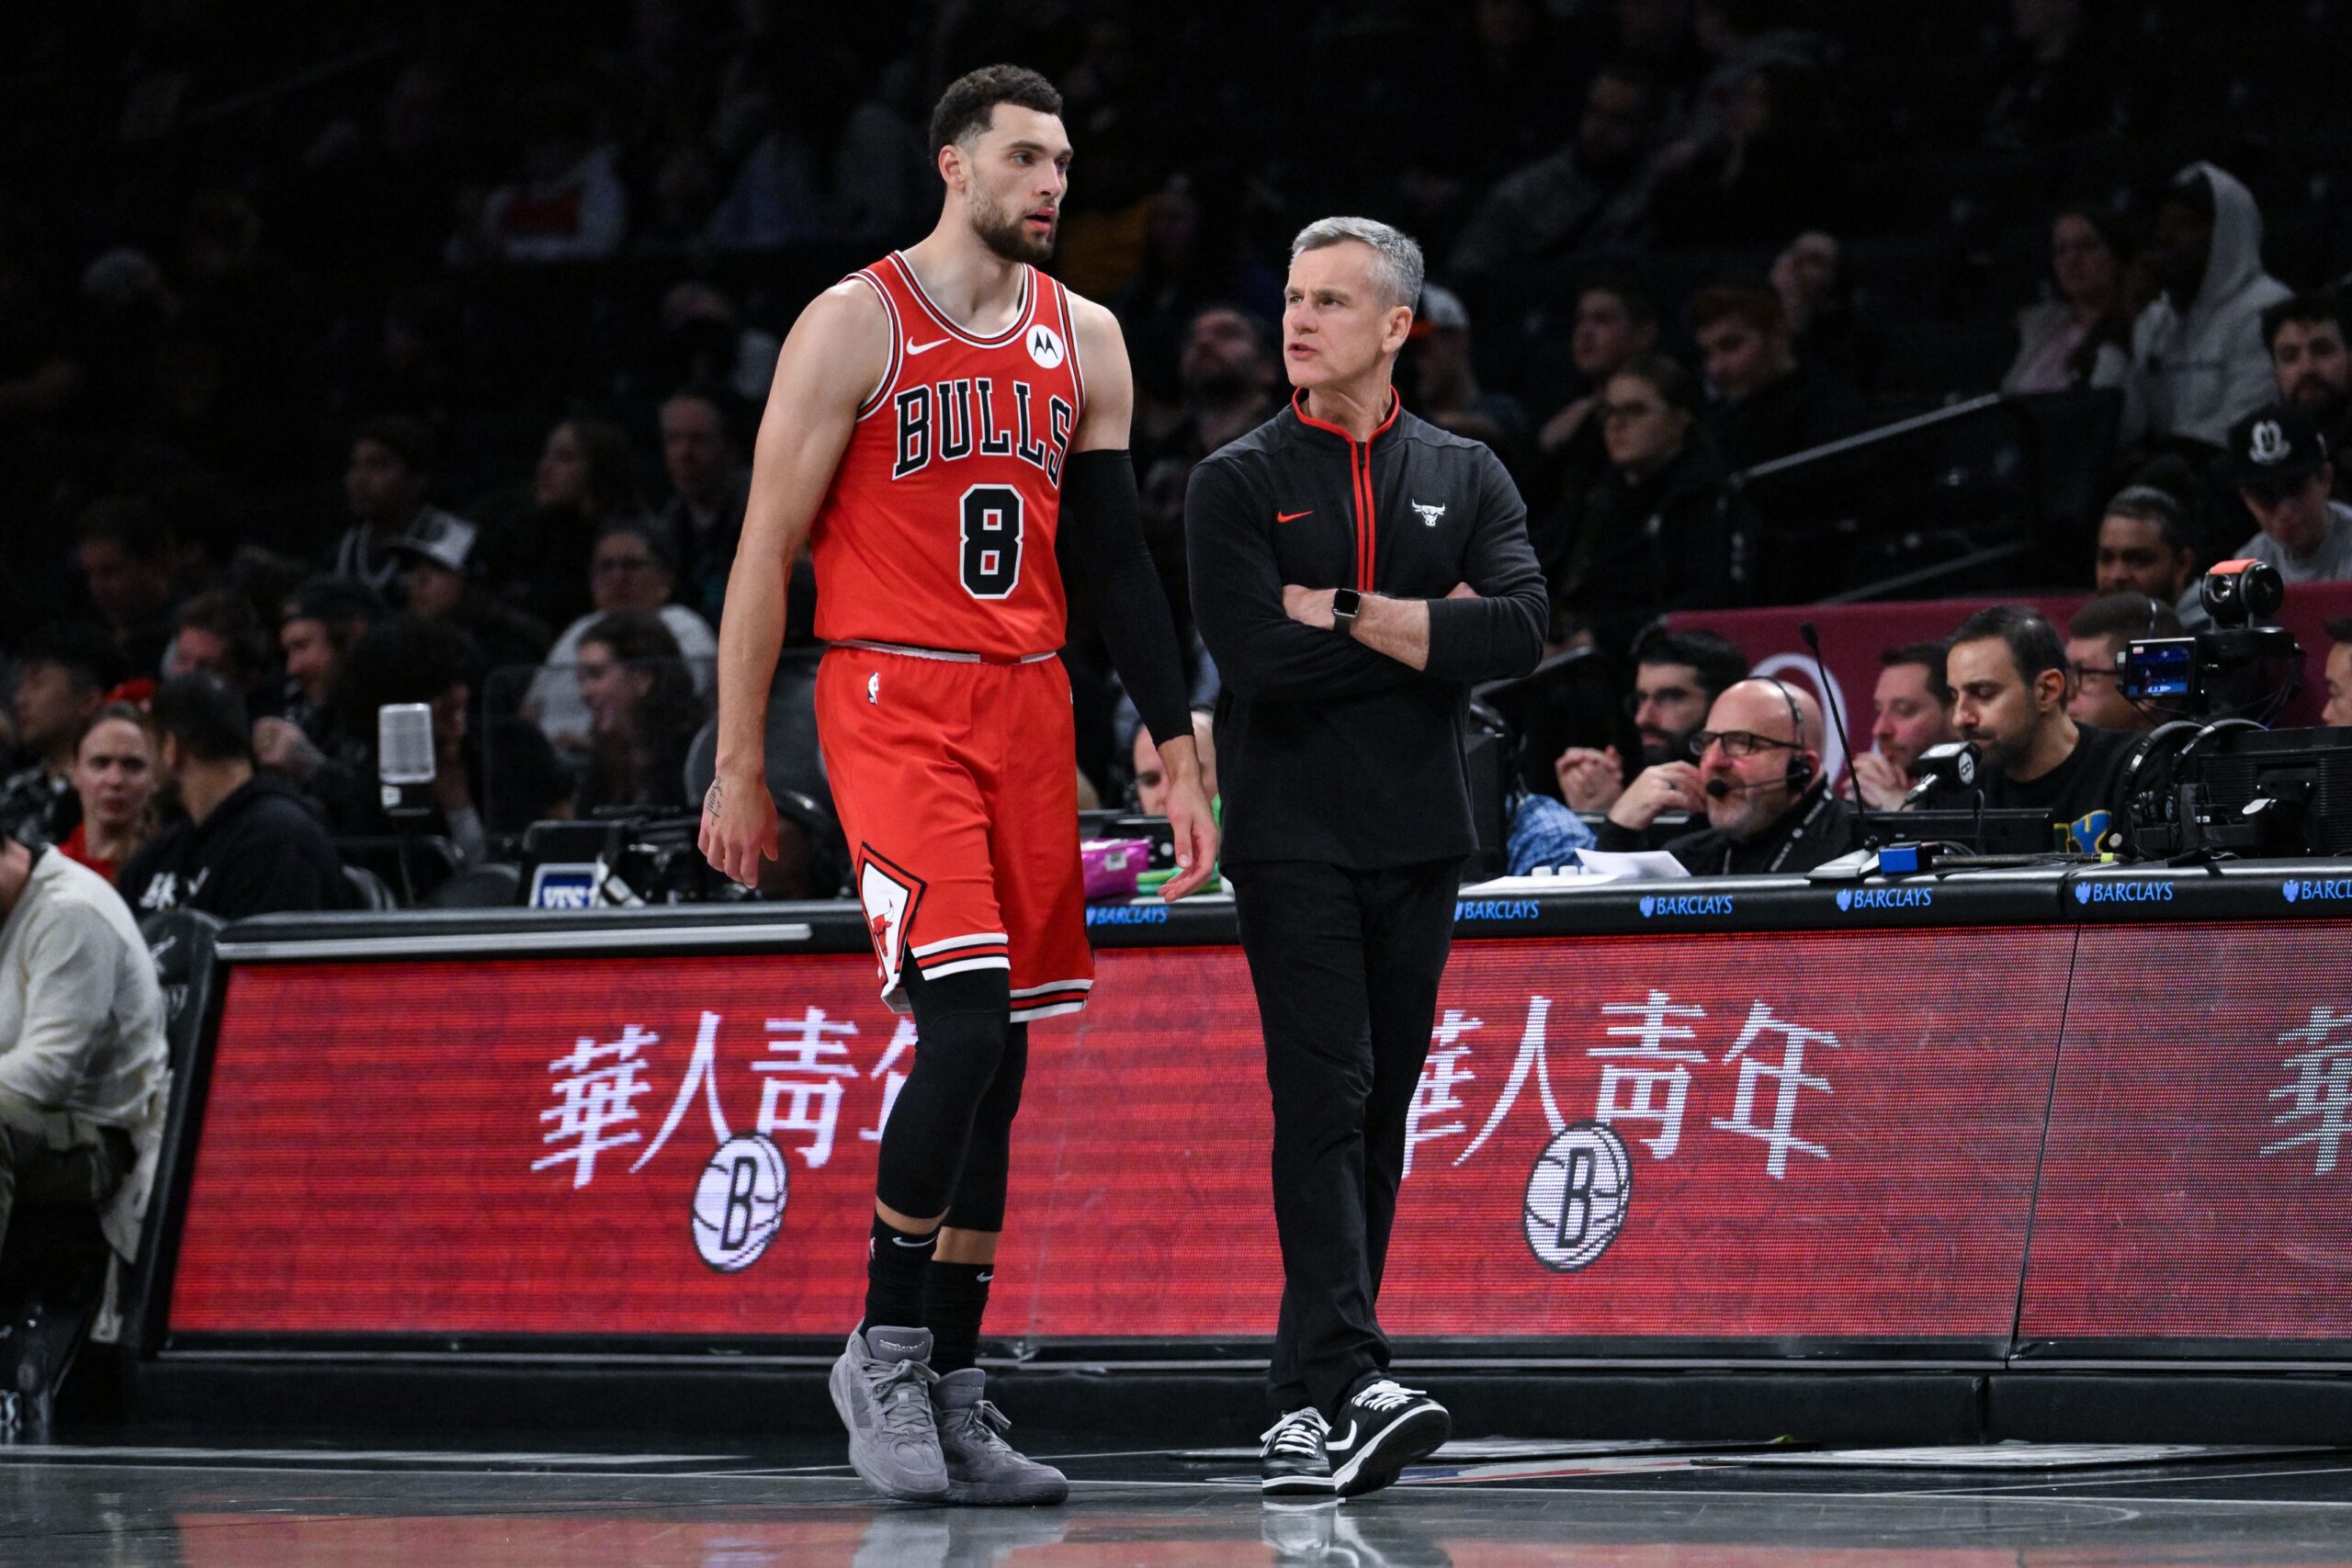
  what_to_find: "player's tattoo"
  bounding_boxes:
[704,780,724,818]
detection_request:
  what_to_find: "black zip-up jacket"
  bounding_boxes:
[1187,391,1548,868]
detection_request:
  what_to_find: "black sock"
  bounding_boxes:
[863,1215,936,1333]
[924,1260,994,1374]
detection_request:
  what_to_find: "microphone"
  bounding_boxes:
[1704,776,1780,798]
[378,702,436,820]
[1903,739,1983,807]
[1799,620,1882,847]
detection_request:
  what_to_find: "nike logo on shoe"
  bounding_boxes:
[1276,509,1313,523]
[1326,1419,1358,1450]
[907,338,950,355]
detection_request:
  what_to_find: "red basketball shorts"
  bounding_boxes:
[815,643,1092,1023]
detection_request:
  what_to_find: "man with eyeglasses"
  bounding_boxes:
[1590,676,1857,875]
[1555,626,1747,813]
[2064,592,2182,733]
[2223,405,2352,586]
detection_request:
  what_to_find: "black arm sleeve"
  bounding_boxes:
[1062,449,1194,749]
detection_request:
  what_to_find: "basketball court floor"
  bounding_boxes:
[5,1429,2350,1564]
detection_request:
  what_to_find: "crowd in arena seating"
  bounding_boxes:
[7,0,2352,907]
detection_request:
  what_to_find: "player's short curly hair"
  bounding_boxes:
[928,65,1063,155]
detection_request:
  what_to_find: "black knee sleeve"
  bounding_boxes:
[943,1022,1028,1234]
[872,967,1010,1221]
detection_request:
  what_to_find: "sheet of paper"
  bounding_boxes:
[1571,848,1692,881]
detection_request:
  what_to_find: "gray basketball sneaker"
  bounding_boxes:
[933,1367,1070,1505]
[830,1325,952,1502]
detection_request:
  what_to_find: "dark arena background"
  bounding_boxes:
[7,1,2352,1562]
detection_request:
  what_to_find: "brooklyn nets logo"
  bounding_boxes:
[1522,1122,1633,1271]
[692,1133,790,1271]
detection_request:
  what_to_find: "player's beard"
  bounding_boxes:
[971,186,1054,264]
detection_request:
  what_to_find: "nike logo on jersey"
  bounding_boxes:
[1277,509,1314,523]
[907,337,950,355]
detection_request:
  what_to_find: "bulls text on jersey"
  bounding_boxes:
[892,378,1075,486]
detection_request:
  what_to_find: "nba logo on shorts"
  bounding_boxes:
[1027,324,1066,369]
[692,1134,790,1271]
[1522,1122,1632,1272]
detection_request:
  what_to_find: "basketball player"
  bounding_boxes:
[699,66,1215,1505]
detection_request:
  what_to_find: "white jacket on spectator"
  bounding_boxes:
[2128,163,2291,448]
[0,850,168,1258]
[525,604,718,759]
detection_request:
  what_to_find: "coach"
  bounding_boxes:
[1185,216,1546,1498]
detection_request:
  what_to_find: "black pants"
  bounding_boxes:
[1231,857,1461,1418]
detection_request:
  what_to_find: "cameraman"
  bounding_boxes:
[1917,605,2134,852]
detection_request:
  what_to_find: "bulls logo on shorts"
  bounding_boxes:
[858,848,925,986]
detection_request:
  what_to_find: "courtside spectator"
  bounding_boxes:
[1771,230,1867,387]
[2128,164,2290,450]
[1979,0,2118,149]
[386,512,550,683]
[1595,676,1857,874]
[332,417,466,597]
[3,627,129,845]
[656,388,753,623]
[1404,286,1529,472]
[1555,625,1747,813]
[1690,284,1862,472]
[2264,294,2352,491]
[447,88,626,265]
[1921,605,2133,852]
[0,827,169,1266]
[164,592,270,703]
[1131,712,1218,817]
[526,520,717,764]
[481,417,646,630]
[572,612,703,816]
[323,615,549,861]
[58,705,161,886]
[262,576,383,762]
[1136,306,1280,643]
[73,501,179,675]
[2066,593,2182,733]
[1548,355,1729,651]
[119,674,355,919]
[1652,60,1849,246]
[1851,642,1955,809]
[1447,63,1665,281]
[2224,406,2352,584]
[2004,208,2133,394]
[1532,277,1661,503]
[2094,483,2201,616]
[2324,616,2352,728]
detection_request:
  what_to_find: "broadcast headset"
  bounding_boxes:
[1702,677,1814,797]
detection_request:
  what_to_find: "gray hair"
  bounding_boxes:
[1289,216,1426,312]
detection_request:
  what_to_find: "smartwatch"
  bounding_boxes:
[1331,587,1363,630]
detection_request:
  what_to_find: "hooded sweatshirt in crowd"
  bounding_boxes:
[118,773,356,921]
[2129,163,2291,449]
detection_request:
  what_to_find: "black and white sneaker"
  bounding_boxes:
[1259,1406,1335,1496]
[1325,1379,1450,1497]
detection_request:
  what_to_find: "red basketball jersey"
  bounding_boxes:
[810,253,1088,659]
